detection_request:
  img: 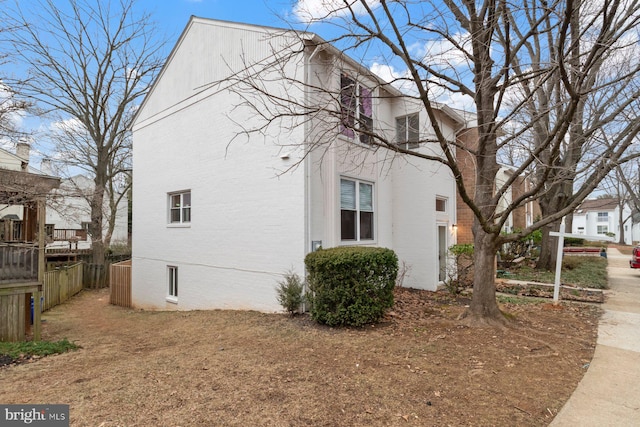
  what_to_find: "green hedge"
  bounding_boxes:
[304,246,398,327]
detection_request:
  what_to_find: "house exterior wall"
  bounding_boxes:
[455,127,478,245]
[132,18,461,312]
[132,19,307,312]
[572,202,632,244]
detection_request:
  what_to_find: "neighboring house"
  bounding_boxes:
[43,170,129,250]
[572,197,633,244]
[0,143,55,242]
[131,17,465,312]
[455,123,539,245]
[0,143,60,341]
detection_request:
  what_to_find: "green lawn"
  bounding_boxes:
[506,256,608,289]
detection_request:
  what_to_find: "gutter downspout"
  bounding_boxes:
[303,42,323,313]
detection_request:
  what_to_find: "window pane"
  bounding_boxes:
[359,86,372,118]
[396,117,407,143]
[359,183,373,211]
[340,179,356,209]
[182,207,191,223]
[171,195,181,208]
[170,208,181,223]
[182,192,191,207]
[360,211,374,240]
[436,198,446,212]
[340,74,356,138]
[341,210,357,240]
[408,113,419,142]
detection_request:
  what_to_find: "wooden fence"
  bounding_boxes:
[43,263,84,311]
[109,260,131,308]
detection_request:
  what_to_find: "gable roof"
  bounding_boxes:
[576,198,619,212]
[133,16,467,130]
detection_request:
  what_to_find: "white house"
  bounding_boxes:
[572,197,633,244]
[131,17,464,312]
[44,172,129,249]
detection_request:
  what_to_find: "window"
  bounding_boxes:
[597,212,608,222]
[340,178,374,241]
[340,74,373,144]
[436,198,447,212]
[168,266,178,301]
[597,225,608,235]
[396,114,420,149]
[169,191,191,224]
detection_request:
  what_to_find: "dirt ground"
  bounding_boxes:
[0,287,600,426]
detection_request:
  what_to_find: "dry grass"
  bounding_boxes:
[0,288,600,426]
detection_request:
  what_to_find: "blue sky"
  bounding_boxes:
[139,0,314,44]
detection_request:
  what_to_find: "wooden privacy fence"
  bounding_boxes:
[109,260,131,308]
[43,263,83,311]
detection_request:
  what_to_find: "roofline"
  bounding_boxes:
[132,16,469,131]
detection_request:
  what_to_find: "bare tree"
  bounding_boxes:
[498,1,640,269]
[223,0,640,323]
[1,0,165,263]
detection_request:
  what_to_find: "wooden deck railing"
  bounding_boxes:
[52,229,87,241]
[0,244,38,283]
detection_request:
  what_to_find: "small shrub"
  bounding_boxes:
[444,244,474,295]
[305,246,398,327]
[275,271,305,316]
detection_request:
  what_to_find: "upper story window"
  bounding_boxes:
[396,113,420,149]
[340,178,374,241]
[597,212,608,222]
[436,198,447,212]
[169,191,191,224]
[340,74,373,145]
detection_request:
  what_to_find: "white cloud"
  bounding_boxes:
[293,0,380,23]
[370,62,474,111]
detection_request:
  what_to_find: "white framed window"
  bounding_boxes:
[167,266,178,302]
[340,178,374,241]
[340,73,373,144]
[597,212,608,222]
[169,191,191,224]
[396,113,419,149]
[436,198,447,212]
[597,225,608,235]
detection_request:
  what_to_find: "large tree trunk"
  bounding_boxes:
[464,225,505,325]
[90,173,106,265]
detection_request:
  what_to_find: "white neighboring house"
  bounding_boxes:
[572,197,633,244]
[131,17,464,312]
[44,171,129,249]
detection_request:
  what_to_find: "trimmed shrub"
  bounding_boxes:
[276,271,305,316]
[305,246,398,327]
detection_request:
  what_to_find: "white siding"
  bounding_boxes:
[132,20,307,312]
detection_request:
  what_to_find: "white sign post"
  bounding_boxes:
[549,217,614,304]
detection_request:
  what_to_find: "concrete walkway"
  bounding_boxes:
[551,247,640,426]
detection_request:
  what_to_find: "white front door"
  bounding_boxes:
[438,225,447,282]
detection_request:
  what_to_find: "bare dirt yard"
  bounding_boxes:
[0,287,600,426]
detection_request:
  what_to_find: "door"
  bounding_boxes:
[438,225,447,282]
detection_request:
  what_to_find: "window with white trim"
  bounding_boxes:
[435,198,447,212]
[340,178,374,241]
[396,113,420,149]
[169,191,191,224]
[597,212,608,222]
[597,225,608,235]
[340,74,373,144]
[168,266,178,301]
